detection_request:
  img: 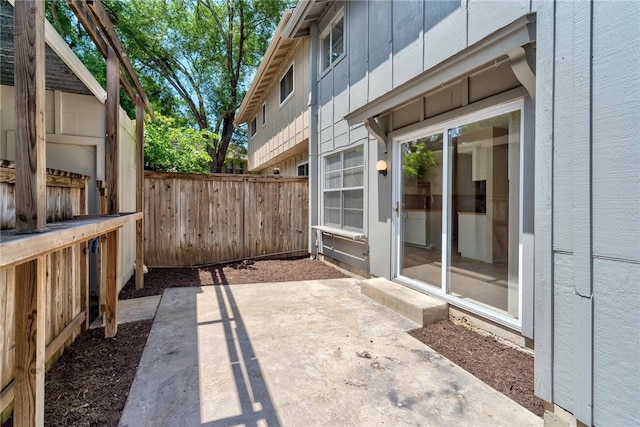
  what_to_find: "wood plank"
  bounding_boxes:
[84,0,154,118]
[104,229,119,338]
[13,256,46,427]
[0,213,142,269]
[66,0,137,103]
[1,311,85,414]
[14,0,46,233]
[106,46,119,215]
[44,312,85,362]
[135,95,145,290]
[80,242,89,331]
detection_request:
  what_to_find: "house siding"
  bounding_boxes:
[315,0,533,279]
[535,0,640,425]
[248,38,310,174]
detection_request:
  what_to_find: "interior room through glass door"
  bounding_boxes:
[399,133,443,288]
[446,110,521,318]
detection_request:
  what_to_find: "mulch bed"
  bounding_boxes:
[409,320,545,417]
[119,256,349,300]
[3,257,543,425]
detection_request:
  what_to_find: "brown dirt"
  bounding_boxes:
[2,258,543,425]
[409,320,545,417]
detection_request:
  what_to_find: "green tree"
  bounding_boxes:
[143,113,217,173]
[104,0,288,172]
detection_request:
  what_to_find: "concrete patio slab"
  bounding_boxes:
[120,278,541,427]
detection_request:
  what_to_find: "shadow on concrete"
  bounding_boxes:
[200,268,281,427]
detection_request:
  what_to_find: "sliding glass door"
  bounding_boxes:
[395,102,523,323]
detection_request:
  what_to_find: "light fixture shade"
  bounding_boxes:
[375,160,388,172]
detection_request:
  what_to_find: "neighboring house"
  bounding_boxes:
[0,0,138,292]
[235,9,310,177]
[240,1,639,426]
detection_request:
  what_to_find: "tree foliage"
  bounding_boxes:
[143,113,217,173]
[103,0,288,172]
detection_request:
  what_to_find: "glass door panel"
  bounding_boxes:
[399,133,443,288]
[447,111,521,318]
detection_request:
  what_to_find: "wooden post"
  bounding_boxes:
[13,256,46,427]
[80,241,90,331]
[135,95,145,290]
[13,1,47,425]
[104,229,120,338]
[14,0,46,232]
[106,46,119,215]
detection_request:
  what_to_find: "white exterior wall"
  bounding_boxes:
[1,84,138,291]
[248,38,310,174]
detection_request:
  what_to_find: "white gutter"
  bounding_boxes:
[8,0,107,103]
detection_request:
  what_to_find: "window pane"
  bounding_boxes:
[343,189,363,230]
[343,166,364,187]
[321,34,331,69]
[344,147,364,168]
[331,17,344,61]
[343,210,363,230]
[343,189,363,209]
[280,66,293,103]
[448,110,521,319]
[325,154,341,172]
[325,171,341,189]
[324,191,341,208]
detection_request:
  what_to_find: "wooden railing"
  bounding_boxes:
[0,161,141,421]
[0,161,89,229]
[144,171,309,267]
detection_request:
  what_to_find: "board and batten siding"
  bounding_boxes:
[248,38,310,173]
[316,0,533,279]
[535,1,640,425]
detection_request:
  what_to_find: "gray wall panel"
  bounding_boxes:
[592,1,640,261]
[368,138,392,278]
[423,2,466,71]
[467,0,530,45]
[392,0,423,87]
[368,0,392,100]
[552,253,576,412]
[593,259,640,426]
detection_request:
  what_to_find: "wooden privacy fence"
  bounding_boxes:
[144,172,309,267]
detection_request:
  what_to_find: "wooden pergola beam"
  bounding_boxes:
[66,0,138,105]
[83,0,154,119]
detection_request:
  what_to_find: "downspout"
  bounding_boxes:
[308,22,320,257]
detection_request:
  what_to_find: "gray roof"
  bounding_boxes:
[0,0,94,96]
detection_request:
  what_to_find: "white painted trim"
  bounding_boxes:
[391,99,526,330]
[313,225,366,241]
[279,63,295,107]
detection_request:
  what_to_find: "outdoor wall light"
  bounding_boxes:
[376,160,388,177]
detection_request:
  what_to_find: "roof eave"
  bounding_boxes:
[235,8,294,125]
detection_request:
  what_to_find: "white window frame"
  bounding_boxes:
[250,116,257,138]
[322,146,365,232]
[320,9,346,72]
[279,64,294,106]
[297,160,309,177]
[391,98,525,331]
[261,102,266,126]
